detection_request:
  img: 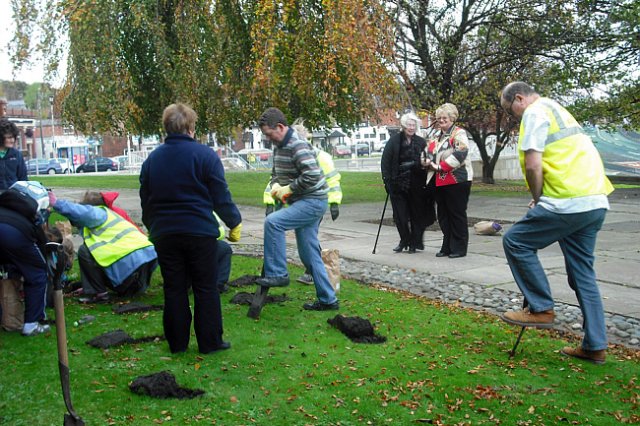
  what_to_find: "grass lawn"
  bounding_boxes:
[1,255,638,425]
[33,172,532,207]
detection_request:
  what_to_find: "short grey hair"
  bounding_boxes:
[435,103,459,121]
[400,112,421,130]
[291,118,309,140]
[502,82,537,102]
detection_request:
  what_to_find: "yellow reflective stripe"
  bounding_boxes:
[91,217,124,236]
[87,227,138,251]
[546,127,585,144]
[539,99,567,127]
[538,99,585,145]
[324,169,338,179]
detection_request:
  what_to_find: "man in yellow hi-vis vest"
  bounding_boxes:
[49,190,158,304]
[263,121,342,285]
[499,82,614,365]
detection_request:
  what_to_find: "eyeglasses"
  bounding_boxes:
[504,96,517,116]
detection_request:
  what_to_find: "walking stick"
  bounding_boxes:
[47,243,86,425]
[508,299,529,358]
[372,192,390,254]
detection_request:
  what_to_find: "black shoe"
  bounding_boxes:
[435,251,450,258]
[200,341,231,354]
[448,253,466,258]
[218,283,230,293]
[256,276,290,287]
[303,300,340,311]
[416,243,425,250]
[393,244,406,253]
[78,292,110,304]
[407,247,416,254]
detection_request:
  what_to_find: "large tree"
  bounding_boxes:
[568,0,639,128]
[10,0,401,138]
[391,0,637,182]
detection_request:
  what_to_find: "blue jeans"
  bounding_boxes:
[263,198,337,304]
[0,223,47,323]
[216,240,232,286]
[503,206,607,350]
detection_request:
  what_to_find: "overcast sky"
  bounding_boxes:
[1,2,46,84]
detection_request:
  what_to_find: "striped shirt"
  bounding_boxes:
[272,128,328,203]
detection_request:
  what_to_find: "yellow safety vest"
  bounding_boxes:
[317,149,343,204]
[84,207,154,267]
[263,148,343,205]
[518,98,613,199]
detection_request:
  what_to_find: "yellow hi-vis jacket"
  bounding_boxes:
[263,148,343,205]
[84,207,154,268]
[213,211,225,240]
[518,98,614,199]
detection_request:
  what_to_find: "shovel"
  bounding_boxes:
[47,242,85,425]
[248,264,270,319]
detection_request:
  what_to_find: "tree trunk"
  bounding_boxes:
[482,160,495,184]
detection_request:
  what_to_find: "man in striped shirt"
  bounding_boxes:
[256,107,339,311]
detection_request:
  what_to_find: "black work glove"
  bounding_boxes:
[330,203,339,221]
[265,205,274,216]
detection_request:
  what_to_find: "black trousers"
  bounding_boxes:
[435,181,471,255]
[390,185,435,249]
[154,235,222,354]
[78,244,155,297]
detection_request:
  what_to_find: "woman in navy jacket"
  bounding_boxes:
[140,103,242,355]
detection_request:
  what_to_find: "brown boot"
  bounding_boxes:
[501,307,554,329]
[561,346,606,365]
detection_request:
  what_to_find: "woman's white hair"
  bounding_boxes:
[400,112,421,131]
[292,118,310,140]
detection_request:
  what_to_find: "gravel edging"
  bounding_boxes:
[233,244,640,350]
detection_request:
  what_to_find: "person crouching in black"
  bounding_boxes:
[381,112,433,253]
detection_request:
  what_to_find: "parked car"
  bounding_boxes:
[333,145,351,158]
[76,157,119,173]
[110,155,129,170]
[374,140,387,152]
[356,143,371,156]
[26,159,63,175]
[52,158,74,174]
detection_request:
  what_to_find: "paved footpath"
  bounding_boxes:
[55,188,640,348]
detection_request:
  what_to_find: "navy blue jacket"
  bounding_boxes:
[139,134,241,240]
[0,148,28,190]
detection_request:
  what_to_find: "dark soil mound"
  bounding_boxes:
[129,371,204,399]
[112,302,163,314]
[327,315,387,344]
[86,330,164,349]
[228,274,260,287]
[230,292,290,305]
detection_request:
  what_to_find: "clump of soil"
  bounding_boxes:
[129,371,204,399]
[327,315,387,344]
[86,329,164,349]
[112,302,163,314]
[228,274,260,287]
[230,292,290,305]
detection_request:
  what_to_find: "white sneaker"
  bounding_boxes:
[296,273,314,285]
[22,323,51,336]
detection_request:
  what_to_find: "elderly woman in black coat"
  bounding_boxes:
[381,112,435,253]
